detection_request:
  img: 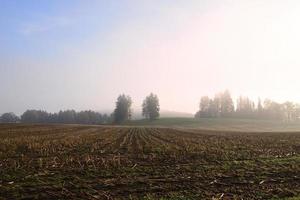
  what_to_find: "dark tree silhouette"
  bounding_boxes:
[113,94,132,124]
[0,112,19,123]
[21,110,49,123]
[142,93,160,120]
[20,110,110,124]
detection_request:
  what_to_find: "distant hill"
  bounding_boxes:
[131,109,194,119]
[97,109,194,119]
[159,110,194,118]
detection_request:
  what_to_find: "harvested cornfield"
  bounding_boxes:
[0,124,299,199]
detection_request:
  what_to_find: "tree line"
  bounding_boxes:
[0,110,112,124]
[195,90,300,121]
[2,91,300,124]
[0,93,160,124]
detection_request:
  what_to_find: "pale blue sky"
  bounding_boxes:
[1,0,300,114]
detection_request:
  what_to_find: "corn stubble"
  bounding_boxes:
[0,124,299,199]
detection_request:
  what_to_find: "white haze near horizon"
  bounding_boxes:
[1,0,300,115]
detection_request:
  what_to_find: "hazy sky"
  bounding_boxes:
[1,0,300,114]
